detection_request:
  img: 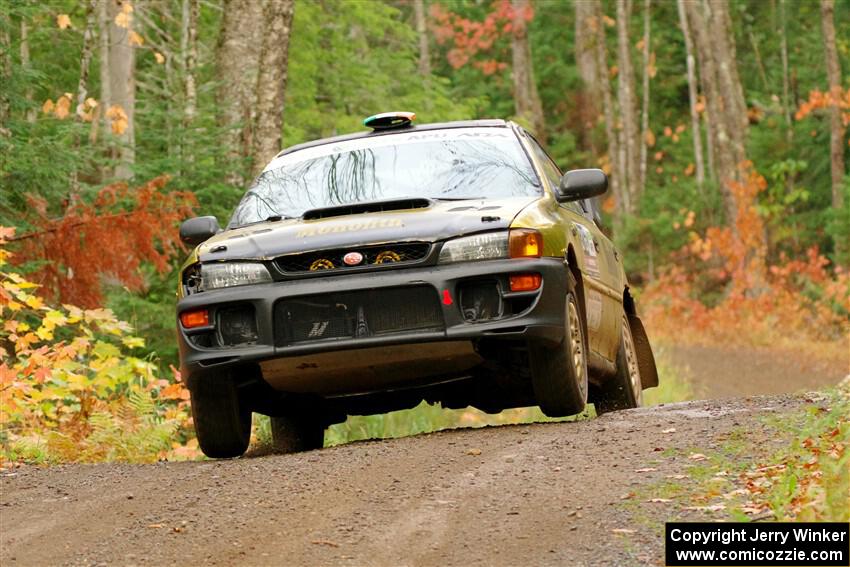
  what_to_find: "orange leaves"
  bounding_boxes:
[129,31,144,47]
[642,161,849,357]
[154,52,165,64]
[56,14,72,30]
[106,104,129,134]
[430,0,528,71]
[795,87,850,125]
[13,176,196,307]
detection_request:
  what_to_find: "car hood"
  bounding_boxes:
[196,196,540,262]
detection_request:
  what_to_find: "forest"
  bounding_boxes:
[0,0,848,463]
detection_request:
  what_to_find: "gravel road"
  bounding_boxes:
[1,394,810,567]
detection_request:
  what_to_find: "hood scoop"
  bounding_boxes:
[302,197,432,220]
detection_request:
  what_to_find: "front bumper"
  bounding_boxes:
[177,257,567,393]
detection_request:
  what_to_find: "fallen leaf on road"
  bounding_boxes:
[620,492,635,500]
[311,540,340,548]
[646,498,672,503]
[662,428,677,433]
[466,448,482,456]
[147,523,165,528]
[688,453,708,461]
[634,467,657,473]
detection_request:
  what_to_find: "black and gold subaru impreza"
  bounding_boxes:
[177,112,658,458]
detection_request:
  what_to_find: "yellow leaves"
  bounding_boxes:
[42,99,55,115]
[129,31,144,47]
[24,294,44,310]
[115,1,134,29]
[106,105,129,135]
[122,336,145,349]
[602,15,615,27]
[57,14,72,30]
[644,129,656,148]
[684,163,696,177]
[154,52,165,64]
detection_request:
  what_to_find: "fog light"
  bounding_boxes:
[217,305,258,346]
[509,229,543,258]
[180,308,210,329]
[509,273,542,292]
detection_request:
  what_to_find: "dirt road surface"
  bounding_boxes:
[0,394,814,567]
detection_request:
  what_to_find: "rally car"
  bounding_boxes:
[177,112,658,458]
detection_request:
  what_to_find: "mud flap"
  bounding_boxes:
[628,314,658,389]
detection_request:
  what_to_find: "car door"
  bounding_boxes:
[522,135,623,363]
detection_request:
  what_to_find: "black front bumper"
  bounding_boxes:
[177,257,568,392]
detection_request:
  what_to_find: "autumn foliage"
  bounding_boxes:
[12,176,196,307]
[642,164,850,360]
[430,0,531,74]
[0,227,197,463]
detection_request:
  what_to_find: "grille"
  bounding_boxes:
[275,286,443,346]
[275,242,431,274]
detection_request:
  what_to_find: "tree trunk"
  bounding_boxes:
[218,0,265,186]
[575,0,600,159]
[820,0,845,211]
[779,0,792,145]
[677,0,705,192]
[510,0,545,141]
[615,0,641,215]
[75,0,97,122]
[684,0,748,227]
[20,20,36,123]
[182,0,199,164]
[414,0,431,77]
[251,0,296,178]
[107,0,136,180]
[592,0,620,201]
[639,0,651,193]
[0,12,10,128]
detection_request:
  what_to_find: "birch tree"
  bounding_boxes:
[677,0,705,192]
[615,0,641,215]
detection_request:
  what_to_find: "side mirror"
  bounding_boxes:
[180,216,221,246]
[556,169,608,203]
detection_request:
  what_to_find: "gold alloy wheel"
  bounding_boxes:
[567,298,587,399]
[621,315,643,405]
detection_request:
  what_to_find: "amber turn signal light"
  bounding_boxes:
[180,308,210,328]
[509,273,542,292]
[509,229,543,258]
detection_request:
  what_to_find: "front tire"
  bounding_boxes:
[529,281,588,417]
[190,373,252,459]
[596,313,643,414]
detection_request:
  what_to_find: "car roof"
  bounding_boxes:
[276,119,512,158]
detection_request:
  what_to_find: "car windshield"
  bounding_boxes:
[228,127,541,227]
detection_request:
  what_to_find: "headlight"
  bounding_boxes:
[438,232,508,264]
[200,262,272,290]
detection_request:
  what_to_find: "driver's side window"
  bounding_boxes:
[527,137,584,215]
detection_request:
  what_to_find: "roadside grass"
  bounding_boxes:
[637,385,849,523]
[250,349,696,450]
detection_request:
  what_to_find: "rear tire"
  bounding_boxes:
[271,412,325,453]
[190,374,252,459]
[529,278,588,417]
[596,313,643,414]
